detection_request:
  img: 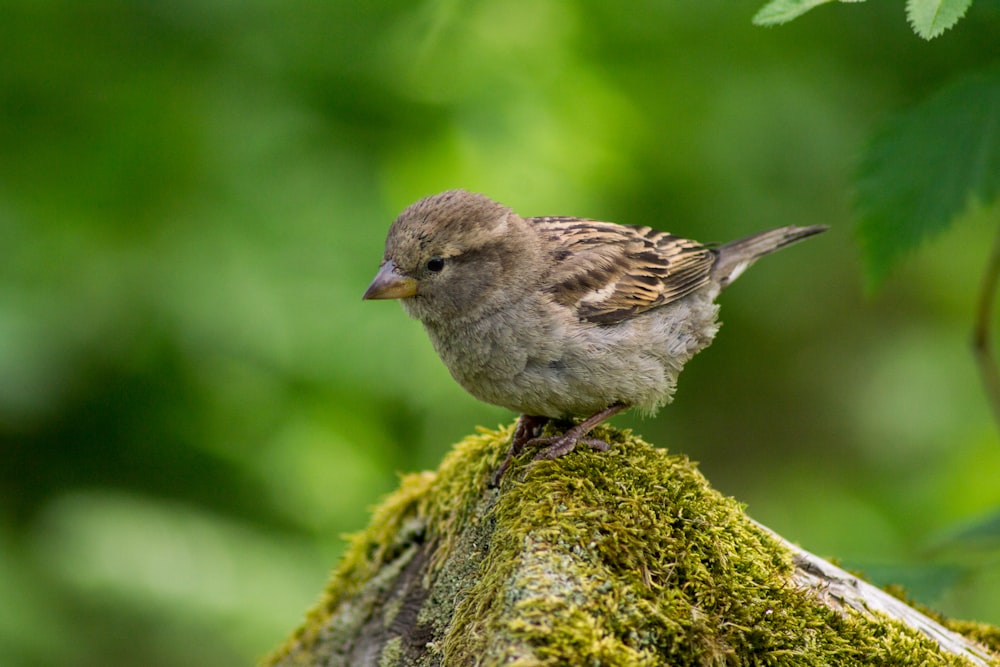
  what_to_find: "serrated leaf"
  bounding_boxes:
[752,0,839,26]
[906,0,973,39]
[856,68,1000,287]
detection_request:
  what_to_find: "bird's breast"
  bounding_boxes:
[419,303,581,414]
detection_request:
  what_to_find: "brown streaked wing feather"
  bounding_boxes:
[527,217,715,325]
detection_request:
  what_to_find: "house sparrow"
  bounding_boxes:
[364,189,826,482]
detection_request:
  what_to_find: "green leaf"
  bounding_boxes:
[932,510,1000,551]
[856,68,1000,287]
[906,0,973,39]
[752,0,839,26]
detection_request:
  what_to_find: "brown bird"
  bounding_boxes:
[364,189,826,482]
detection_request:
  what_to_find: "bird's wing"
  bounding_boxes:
[527,217,716,325]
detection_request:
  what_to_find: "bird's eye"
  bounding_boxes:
[426,257,445,272]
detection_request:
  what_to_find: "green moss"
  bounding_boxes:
[945,621,1000,656]
[378,637,403,667]
[264,470,435,664]
[884,584,1000,657]
[264,428,505,665]
[266,422,1000,666]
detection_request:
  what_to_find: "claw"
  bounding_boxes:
[492,414,550,486]
[530,434,610,460]
[490,404,627,485]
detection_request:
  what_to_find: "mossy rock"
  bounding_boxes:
[265,423,1000,666]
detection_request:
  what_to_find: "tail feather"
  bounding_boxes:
[712,225,828,289]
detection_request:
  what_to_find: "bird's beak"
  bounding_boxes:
[363,260,418,300]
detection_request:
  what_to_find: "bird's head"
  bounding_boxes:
[363,189,529,323]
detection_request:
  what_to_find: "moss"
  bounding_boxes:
[264,429,505,665]
[378,637,404,667]
[945,621,1000,656]
[265,422,1000,666]
[263,471,432,664]
[884,583,1000,657]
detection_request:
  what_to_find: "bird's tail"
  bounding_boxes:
[711,225,828,289]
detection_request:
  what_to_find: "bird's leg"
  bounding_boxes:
[529,403,627,461]
[491,414,550,486]
[513,414,550,449]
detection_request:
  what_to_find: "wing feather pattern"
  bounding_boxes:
[527,217,716,325]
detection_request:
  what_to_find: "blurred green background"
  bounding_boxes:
[2,1,999,665]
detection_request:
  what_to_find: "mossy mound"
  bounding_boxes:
[265,423,999,666]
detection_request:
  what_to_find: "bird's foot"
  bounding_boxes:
[492,415,550,486]
[528,433,610,460]
[490,404,626,485]
[513,414,549,449]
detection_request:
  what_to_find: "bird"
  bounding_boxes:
[363,189,827,483]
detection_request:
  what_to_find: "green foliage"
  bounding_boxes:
[754,0,975,39]
[930,509,1000,557]
[753,0,851,27]
[856,68,1000,287]
[906,0,975,38]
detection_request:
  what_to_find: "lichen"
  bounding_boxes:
[264,470,438,664]
[379,637,404,667]
[264,422,1000,666]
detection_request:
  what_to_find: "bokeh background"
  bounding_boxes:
[3,1,1000,665]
